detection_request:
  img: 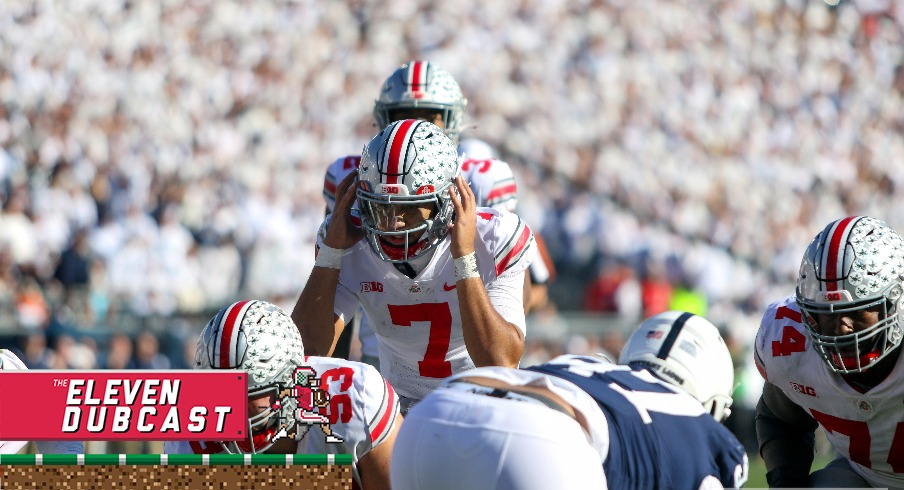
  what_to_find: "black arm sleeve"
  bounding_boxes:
[755,381,819,488]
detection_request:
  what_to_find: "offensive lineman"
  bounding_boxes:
[164,300,401,490]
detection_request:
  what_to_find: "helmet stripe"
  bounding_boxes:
[385,119,418,185]
[824,216,858,291]
[410,60,425,89]
[218,300,251,368]
[656,311,694,360]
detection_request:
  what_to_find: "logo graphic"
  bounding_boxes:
[273,366,343,444]
[789,381,817,397]
[645,330,663,339]
[443,282,456,291]
[361,281,384,293]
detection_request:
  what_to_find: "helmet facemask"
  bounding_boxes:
[358,195,454,262]
[222,382,290,454]
[798,287,904,374]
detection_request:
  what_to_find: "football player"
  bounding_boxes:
[164,300,401,490]
[460,153,556,314]
[294,119,535,415]
[390,311,748,489]
[0,349,84,454]
[755,216,904,488]
[322,60,470,367]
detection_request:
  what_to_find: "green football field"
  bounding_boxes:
[745,454,834,488]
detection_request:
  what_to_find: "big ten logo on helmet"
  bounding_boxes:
[361,281,384,293]
[821,291,852,302]
[790,381,817,397]
[380,184,402,194]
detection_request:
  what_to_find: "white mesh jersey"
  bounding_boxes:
[0,349,84,455]
[442,357,613,458]
[754,295,904,489]
[165,357,399,485]
[461,157,552,286]
[321,207,535,400]
[460,157,518,214]
[322,155,361,212]
[431,355,746,489]
[322,154,379,358]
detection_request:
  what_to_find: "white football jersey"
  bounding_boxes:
[0,349,84,454]
[755,295,904,489]
[461,157,518,213]
[165,357,399,486]
[442,357,612,459]
[322,155,361,213]
[322,154,379,359]
[436,355,747,489]
[461,156,552,286]
[323,207,535,400]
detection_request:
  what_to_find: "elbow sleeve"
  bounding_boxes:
[756,396,817,487]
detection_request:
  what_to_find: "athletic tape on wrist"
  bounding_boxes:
[454,252,480,281]
[315,244,344,269]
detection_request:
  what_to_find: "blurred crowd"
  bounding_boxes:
[1,1,903,446]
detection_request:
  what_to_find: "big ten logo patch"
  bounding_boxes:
[790,381,817,397]
[361,282,383,293]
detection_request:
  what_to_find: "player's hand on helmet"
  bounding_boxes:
[449,175,477,258]
[323,171,365,249]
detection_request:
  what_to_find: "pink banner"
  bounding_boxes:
[0,371,248,441]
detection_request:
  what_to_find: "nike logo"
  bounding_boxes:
[443,282,456,291]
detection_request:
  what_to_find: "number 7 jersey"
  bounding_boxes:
[754,295,904,488]
[324,207,535,400]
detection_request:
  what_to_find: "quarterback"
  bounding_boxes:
[294,119,535,412]
[321,60,507,367]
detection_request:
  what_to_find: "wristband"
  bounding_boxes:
[315,244,344,270]
[454,252,480,281]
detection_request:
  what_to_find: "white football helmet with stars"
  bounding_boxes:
[196,300,306,453]
[796,216,904,373]
[357,119,461,263]
[374,60,467,145]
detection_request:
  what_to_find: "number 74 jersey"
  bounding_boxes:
[754,295,904,488]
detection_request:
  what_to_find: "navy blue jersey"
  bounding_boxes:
[527,358,747,489]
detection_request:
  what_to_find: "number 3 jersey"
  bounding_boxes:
[322,207,535,400]
[755,295,904,489]
[164,357,399,485]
